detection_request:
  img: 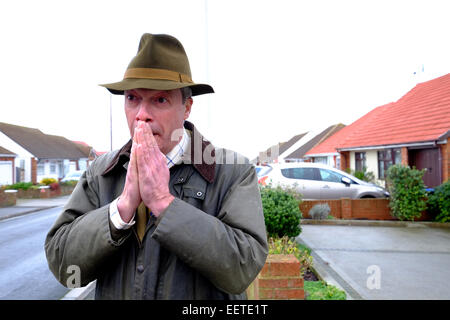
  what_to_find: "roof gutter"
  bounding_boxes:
[337,141,437,152]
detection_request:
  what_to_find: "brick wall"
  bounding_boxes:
[31,158,37,184]
[0,190,17,207]
[247,254,304,300]
[401,147,409,166]
[441,143,449,182]
[300,198,434,221]
[340,151,350,171]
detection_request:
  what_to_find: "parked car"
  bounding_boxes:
[60,170,84,183]
[255,165,272,178]
[258,162,389,200]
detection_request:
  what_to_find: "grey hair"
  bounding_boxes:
[180,87,192,103]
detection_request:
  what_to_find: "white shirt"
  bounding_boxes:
[109,129,190,229]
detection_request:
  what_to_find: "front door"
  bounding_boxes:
[409,148,441,187]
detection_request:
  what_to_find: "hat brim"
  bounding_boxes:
[99,78,214,96]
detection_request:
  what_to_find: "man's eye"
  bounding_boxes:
[126,94,136,101]
[157,97,168,104]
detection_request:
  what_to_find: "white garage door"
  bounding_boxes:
[0,161,13,186]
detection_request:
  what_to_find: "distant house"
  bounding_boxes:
[306,73,450,187]
[0,146,17,185]
[253,124,345,165]
[282,124,345,164]
[0,122,95,184]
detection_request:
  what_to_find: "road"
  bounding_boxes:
[0,206,69,299]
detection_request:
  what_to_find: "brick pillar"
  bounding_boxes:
[441,143,449,183]
[341,198,352,219]
[258,254,304,300]
[401,147,409,166]
[31,157,37,184]
[340,151,350,172]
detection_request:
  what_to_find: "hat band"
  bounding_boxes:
[124,68,193,83]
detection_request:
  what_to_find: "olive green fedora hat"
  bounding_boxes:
[100,33,214,96]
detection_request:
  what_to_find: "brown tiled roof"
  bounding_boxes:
[0,146,16,155]
[286,124,346,158]
[0,122,87,159]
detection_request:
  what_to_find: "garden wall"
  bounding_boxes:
[0,190,17,207]
[300,198,434,221]
[246,254,304,300]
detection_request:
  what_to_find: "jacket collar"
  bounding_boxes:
[101,121,215,183]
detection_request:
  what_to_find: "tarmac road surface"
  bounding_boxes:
[0,206,69,299]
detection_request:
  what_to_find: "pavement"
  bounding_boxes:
[297,219,450,300]
[0,195,70,221]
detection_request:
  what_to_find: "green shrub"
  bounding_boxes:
[427,181,450,223]
[40,178,58,185]
[268,236,312,276]
[60,180,78,187]
[4,182,34,190]
[260,185,302,238]
[345,167,376,183]
[386,165,427,221]
[304,280,346,300]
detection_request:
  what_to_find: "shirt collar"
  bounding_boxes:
[165,128,189,169]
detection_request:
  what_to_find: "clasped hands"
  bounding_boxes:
[117,120,174,223]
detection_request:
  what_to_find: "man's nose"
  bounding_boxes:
[135,104,153,122]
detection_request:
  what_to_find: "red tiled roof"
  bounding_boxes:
[307,73,450,155]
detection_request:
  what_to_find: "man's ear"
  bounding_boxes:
[184,97,193,120]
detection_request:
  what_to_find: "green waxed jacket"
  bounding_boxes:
[44,121,268,300]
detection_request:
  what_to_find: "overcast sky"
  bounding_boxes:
[1,0,450,160]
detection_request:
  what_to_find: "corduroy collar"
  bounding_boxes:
[101,121,215,183]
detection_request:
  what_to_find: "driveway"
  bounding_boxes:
[297,222,450,300]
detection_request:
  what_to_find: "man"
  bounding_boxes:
[45,33,268,299]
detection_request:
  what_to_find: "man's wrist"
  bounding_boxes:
[110,197,135,229]
[149,194,175,217]
[117,196,136,223]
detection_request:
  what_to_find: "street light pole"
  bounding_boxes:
[110,93,113,151]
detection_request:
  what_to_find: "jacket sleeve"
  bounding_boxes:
[44,159,131,287]
[152,163,269,294]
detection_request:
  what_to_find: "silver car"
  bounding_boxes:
[258,162,389,200]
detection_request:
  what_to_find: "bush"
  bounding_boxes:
[4,182,35,190]
[49,182,60,191]
[40,178,58,185]
[427,181,450,223]
[345,167,376,184]
[260,185,302,238]
[268,236,313,276]
[386,165,427,221]
[304,280,347,300]
[60,180,78,187]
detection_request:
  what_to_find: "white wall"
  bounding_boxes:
[350,150,384,185]
[0,131,34,183]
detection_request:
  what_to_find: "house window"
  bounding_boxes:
[50,161,56,174]
[37,162,45,175]
[378,148,401,179]
[355,152,366,172]
[313,157,327,164]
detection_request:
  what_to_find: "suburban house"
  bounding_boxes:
[305,73,450,187]
[253,124,345,164]
[0,122,96,185]
[0,146,17,185]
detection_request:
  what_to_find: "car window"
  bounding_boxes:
[255,167,261,174]
[281,168,317,181]
[319,169,355,184]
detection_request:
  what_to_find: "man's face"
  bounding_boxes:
[124,88,192,155]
